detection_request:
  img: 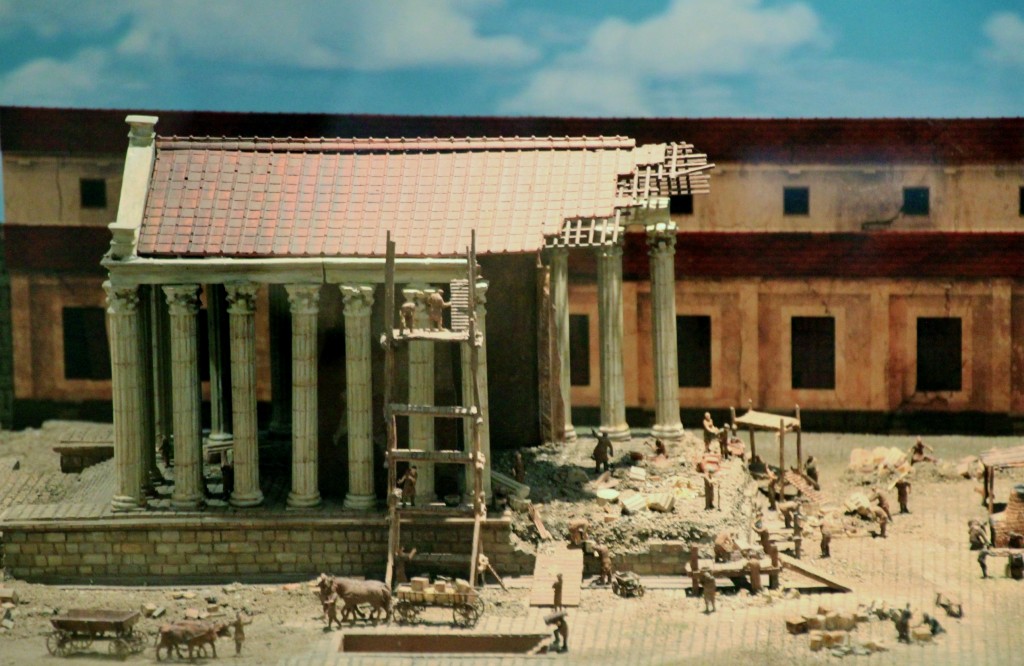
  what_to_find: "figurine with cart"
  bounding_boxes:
[393,578,484,627]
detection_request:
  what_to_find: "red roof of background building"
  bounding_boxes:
[137,135,642,257]
[3,107,1022,165]
[569,232,1024,280]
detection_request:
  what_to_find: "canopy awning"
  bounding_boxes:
[979,445,1024,469]
[734,409,800,433]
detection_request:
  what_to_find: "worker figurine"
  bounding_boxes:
[895,474,911,514]
[765,468,779,511]
[399,299,416,332]
[910,436,936,464]
[425,290,450,329]
[394,546,417,584]
[820,523,832,558]
[804,455,819,489]
[700,568,717,613]
[323,592,341,630]
[751,516,771,554]
[894,605,912,643]
[594,544,614,585]
[702,412,719,453]
[592,430,614,474]
[511,450,526,484]
[871,487,893,521]
[232,612,248,654]
[923,613,945,636]
[545,611,569,653]
[552,573,564,611]
[718,427,729,458]
[778,500,798,529]
[703,471,716,511]
[978,549,990,578]
[567,518,589,548]
[397,465,418,507]
[647,438,667,459]
[968,519,990,550]
[872,504,888,538]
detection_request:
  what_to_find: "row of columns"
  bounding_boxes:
[106,279,491,512]
[551,224,683,442]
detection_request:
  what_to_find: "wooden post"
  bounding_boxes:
[778,419,785,492]
[749,558,762,594]
[768,544,780,589]
[795,405,802,472]
[690,546,700,595]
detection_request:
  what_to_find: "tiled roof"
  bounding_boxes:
[2,107,1022,165]
[137,135,649,257]
[2,224,109,273]
[570,232,1024,280]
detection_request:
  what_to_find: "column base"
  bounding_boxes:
[230,490,265,507]
[601,424,632,442]
[170,495,205,510]
[651,422,685,441]
[343,493,376,511]
[287,491,322,509]
[111,495,144,512]
[563,424,577,443]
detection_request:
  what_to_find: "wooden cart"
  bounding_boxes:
[393,583,484,627]
[46,609,147,659]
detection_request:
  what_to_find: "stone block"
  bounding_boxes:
[786,617,809,635]
[912,627,933,643]
[823,631,848,648]
[808,631,824,651]
[804,614,825,631]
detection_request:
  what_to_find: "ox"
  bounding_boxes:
[316,574,391,624]
[155,620,226,661]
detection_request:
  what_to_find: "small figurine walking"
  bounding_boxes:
[872,504,888,538]
[397,465,418,507]
[871,487,893,521]
[552,573,564,611]
[819,524,832,558]
[592,430,614,474]
[910,436,936,464]
[703,472,716,511]
[323,592,341,630]
[567,518,589,548]
[394,546,417,584]
[765,468,779,511]
[594,544,614,585]
[717,427,729,458]
[778,500,798,529]
[702,412,719,453]
[895,475,911,514]
[545,611,569,653]
[426,291,450,329]
[511,450,526,484]
[893,605,912,644]
[978,549,990,578]
[232,612,248,654]
[922,613,945,636]
[700,569,717,613]
[399,299,416,332]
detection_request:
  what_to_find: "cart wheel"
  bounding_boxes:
[612,581,620,595]
[108,637,130,660]
[636,585,645,598]
[128,632,148,654]
[453,599,482,627]
[46,631,70,656]
[394,600,420,624]
[70,633,95,651]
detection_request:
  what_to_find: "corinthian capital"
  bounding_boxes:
[286,284,321,315]
[163,284,201,315]
[225,283,259,315]
[341,284,375,317]
[104,282,139,315]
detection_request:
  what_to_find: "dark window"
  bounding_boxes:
[197,308,211,382]
[917,318,961,391]
[783,187,809,216]
[569,314,590,386]
[677,315,711,387]
[80,178,107,209]
[903,187,929,216]
[62,307,111,380]
[669,194,694,215]
[791,317,835,389]
[1019,186,1024,216]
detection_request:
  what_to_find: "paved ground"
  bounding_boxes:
[2,427,1024,665]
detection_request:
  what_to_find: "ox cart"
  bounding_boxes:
[46,609,147,659]
[393,581,484,627]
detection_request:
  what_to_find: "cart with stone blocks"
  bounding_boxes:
[393,578,484,627]
[611,571,645,598]
[46,609,147,659]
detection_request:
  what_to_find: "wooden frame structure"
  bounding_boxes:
[730,403,803,472]
[383,233,485,589]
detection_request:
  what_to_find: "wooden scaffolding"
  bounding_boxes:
[383,233,485,589]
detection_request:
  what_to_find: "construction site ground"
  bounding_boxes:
[1,422,1024,665]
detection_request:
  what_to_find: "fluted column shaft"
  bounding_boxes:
[342,285,376,510]
[106,282,146,511]
[164,284,204,509]
[287,284,321,508]
[226,284,263,507]
[550,247,576,443]
[648,229,685,440]
[206,285,233,447]
[596,244,630,441]
[405,285,436,503]
[463,280,492,501]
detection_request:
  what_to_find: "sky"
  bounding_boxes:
[0,0,1022,119]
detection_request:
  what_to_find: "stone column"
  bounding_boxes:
[268,284,292,440]
[550,247,577,443]
[404,285,436,504]
[206,284,233,450]
[163,284,205,509]
[341,285,376,511]
[648,227,685,440]
[105,282,146,511]
[226,283,263,507]
[463,280,492,501]
[287,284,321,508]
[596,244,631,441]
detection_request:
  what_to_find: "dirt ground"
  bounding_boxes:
[2,423,1023,665]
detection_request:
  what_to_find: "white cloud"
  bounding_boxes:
[0,48,115,106]
[502,0,823,116]
[982,12,1024,68]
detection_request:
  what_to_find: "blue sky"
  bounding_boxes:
[0,0,1022,117]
